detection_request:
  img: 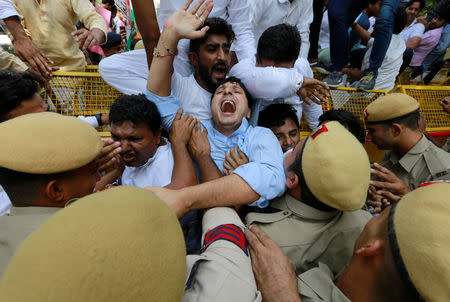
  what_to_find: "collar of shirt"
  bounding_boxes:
[389,135,429,172]
[9,206,60,216]
[272,194,339,220]
[209,118,250,143]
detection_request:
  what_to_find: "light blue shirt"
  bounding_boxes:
[144,90,286,208]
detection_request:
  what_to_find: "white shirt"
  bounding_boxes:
[0,0,19,19]
[158,0,255,62]
[120,140,174,188]
[399,18,425,42]
[318,10,329,49]
[172,72,212,121]
[250,0,313,59]
[361,35,406,91]
[0,186,11,216]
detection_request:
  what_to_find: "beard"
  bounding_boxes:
[197,61,229,92]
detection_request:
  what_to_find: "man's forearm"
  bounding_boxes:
[131,0,160,68]
[4,16,28,41]
[180,174,260,211]
[166,141,198,189]
[406,37,421,50]
[196,155,223,183]
[147,29,179,96]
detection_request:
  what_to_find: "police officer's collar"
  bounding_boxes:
[273,194,339,221]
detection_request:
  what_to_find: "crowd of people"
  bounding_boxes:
[0,0,450,301]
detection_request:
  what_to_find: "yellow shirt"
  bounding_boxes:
[11,0,107,71]
[0,49,28,72]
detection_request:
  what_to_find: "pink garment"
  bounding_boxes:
[89,4,111,55]
[410,27,444,67]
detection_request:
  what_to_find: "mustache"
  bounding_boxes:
[212,62,229,72]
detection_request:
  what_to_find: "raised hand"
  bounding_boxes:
[170,108,196,145]
[223,147,249,175]
[370,163,410,201]
[163,0,213,40]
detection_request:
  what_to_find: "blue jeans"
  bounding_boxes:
[365,0,402,77]
[328,0,368,71]
[422,24,450,71]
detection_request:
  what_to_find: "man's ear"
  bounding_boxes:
[246,106,252,119]
[155,128,163,144]
[44,179,66,205]
[355,239,384,257]
[285,171,299,189]
[391,123,403,137]
[188,52,199,68]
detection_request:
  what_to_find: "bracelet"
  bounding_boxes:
[153,40,178,57]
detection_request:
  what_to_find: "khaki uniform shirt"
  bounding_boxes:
[443,138,450,153]
[0,49,27,72]
[184,207,261,302]
[11,0,107,71]
[0,206,59,277]
[381,135,450,189]
[297,263,350,302]
[245,194,371,275]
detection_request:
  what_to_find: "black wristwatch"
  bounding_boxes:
[94,113,103,126]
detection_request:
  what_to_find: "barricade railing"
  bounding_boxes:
[40,68,450,156]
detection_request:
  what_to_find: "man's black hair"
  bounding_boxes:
[319,110,366,143]
[0,71,39,122]
[109,94,162,133]
[258,103,300,129]
[437,4,450,23]
[213,76,254,109]
[366,109,420,130]
[257,23,301,64]
[0,167,68,207]
[405,0,425,11]
[393,6,408,34]
[368,0,381,5]
[101,0,114,5]
[189,17,235,53]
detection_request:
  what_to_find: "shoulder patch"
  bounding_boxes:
[311,124,328,140]
[203,224,248,256]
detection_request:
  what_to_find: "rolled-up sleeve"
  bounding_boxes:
[227,0,256,61]
[229,58,303,100]
[144,90,180,132]
[296,0,313,59]
[0,0,19,19]
[72,0,107,42]
[233,127,285,207]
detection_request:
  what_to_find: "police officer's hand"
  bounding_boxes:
[370,163,410,201]
[296,78,330,105]
[366,185,382,214]
[170,108,196,145]
[98,139,122,173]
[245,225,302,302]
[223,147,249,175]
[188,120,210,161]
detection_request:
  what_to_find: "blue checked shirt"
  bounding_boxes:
[144,90,286,208]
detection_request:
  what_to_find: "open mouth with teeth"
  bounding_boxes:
[221,99,236,114]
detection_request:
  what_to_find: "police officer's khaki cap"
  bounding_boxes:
[301,121,370,211]
[0,186,186,302]
[0,112,102,174]
[388,182,450,302]
[363,93,419,123]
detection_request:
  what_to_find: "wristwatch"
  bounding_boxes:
[94,113,103,126]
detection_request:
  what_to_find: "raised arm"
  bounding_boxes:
[147,0,213,96]
[131,0,160,68]
[71,0,107,49]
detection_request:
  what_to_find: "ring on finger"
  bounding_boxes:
[199,16,204,23]
[195,13,200,19]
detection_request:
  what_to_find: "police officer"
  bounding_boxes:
[246,182,450,302]
[365,93,450,201]
[0,112,102,276]
[246,121,372,276]
[0,186,262,301]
